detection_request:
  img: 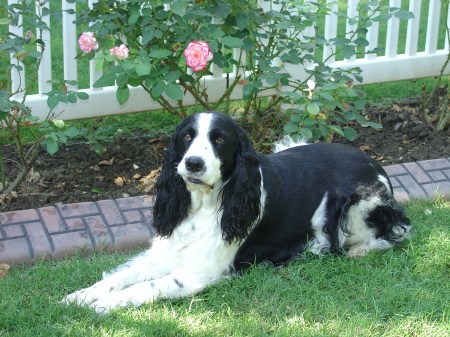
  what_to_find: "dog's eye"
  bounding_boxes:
[216,137,224,144]
[183,134,192,141]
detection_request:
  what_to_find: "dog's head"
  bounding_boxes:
[152,111,262,243]
[176,112,244,191]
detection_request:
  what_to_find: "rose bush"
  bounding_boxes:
[68,0,412,144]
[0,2,88,195]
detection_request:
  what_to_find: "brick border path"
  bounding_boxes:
[1,158,449,266]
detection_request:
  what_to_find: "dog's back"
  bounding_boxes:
[233,143,411,269]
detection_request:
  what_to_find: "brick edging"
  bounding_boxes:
[1,158,450,266]
[0,196,155,266]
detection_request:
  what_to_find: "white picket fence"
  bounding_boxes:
[7,0,450,121]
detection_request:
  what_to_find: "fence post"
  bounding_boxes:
[62,0,78,92]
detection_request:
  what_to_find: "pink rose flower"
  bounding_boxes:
[110,44,130,60]
[78,32,99,53]
[184,41,213,72]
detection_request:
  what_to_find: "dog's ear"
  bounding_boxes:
[152,128,191,237]
[219,129,261,244]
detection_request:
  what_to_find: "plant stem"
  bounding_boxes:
[0,146,6,191]
[179,79,212,111]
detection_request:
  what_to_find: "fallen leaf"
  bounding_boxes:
[0,263,11,277]
[137,167,162,192]
[26,168,40,183]
[132,173,142,179]
[114,177,124,187]
[0,193,17,204]
[392,104,402,112]
[359,146,372,152]
[98,157,115,166]
[133,163,139,169]
[55,182,66,189]
[148,137,162,143]
[114,176,130,187]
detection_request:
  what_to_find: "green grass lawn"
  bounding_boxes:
[1,198,449,337]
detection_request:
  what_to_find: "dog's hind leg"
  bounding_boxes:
[343,195,411,258]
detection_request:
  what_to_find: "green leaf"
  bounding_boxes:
[319,92,334,101]
[322,82,339,90]
[394,10,415,20]
[65,127,80,138]
[116,86,130,105]
[74,92,89,100]
[93,142,103,155]
[299,127,313,139]
[343,111,357,120]
[342,45,355,59]
[46,141,58,155]
[213,0,231,18]
[171,0,187,16]
[95,58,105,71]
[68,92,77,103]
[332,37,350,46]
[93,73,117,87]
[343,127,357,141]
[135,63,151,76]
[116,74,129,87]
[236,12,249,30]
[151,80,166,98]
[149,49,172,58]
[47,95,60,109]
[128,10,140,25]
[302,117,317,127]
[212,29,225,39]
[306,103,320,115]
[28,50,43,59]
[221,36,244,48]
[363,121,383,129]
[354,38,369,47]
[283,122,298,134]
[290,113,303,123]
[326,125,344,137]
[164,71,182,83]
[165,83,183,101]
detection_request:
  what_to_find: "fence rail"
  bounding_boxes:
[6,0,450,121]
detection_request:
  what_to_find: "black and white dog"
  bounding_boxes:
[63,111,411,313]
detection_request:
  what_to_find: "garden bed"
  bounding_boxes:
[0,101,448,213]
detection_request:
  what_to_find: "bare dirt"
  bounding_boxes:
[0,100,448,213]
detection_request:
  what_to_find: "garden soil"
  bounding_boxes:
[1,100,448,212]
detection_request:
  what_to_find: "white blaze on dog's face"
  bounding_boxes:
[176,113,239,192]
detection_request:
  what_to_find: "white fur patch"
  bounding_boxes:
[308,193,329,254]
[273,136,308,153]
[344,195,396,258]
[378,174,391,193]
[177,113,222,189]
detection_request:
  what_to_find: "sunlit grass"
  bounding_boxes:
[0,198,449,336]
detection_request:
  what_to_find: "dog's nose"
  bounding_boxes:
[185,156,205,173]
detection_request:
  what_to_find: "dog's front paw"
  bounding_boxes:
[91,287,148,314]
[62,286,104,306]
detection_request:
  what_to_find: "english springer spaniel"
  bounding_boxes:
[63,111,411,313]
